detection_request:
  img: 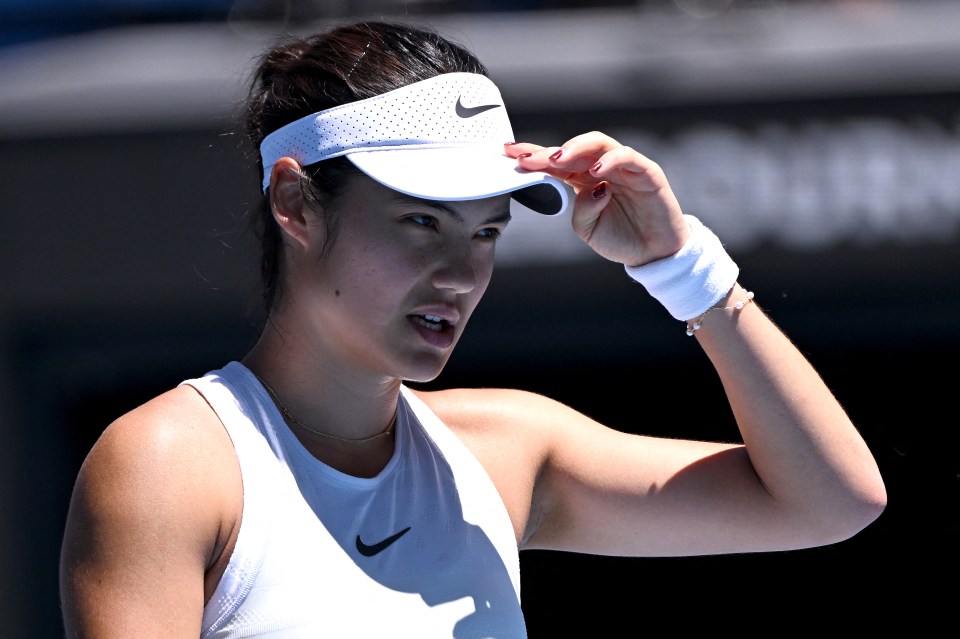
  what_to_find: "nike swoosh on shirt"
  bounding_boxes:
[455,96,501,118]
[356,526,411,557]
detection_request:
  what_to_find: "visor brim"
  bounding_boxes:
[346,145,572,216]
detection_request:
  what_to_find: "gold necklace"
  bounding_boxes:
[253,373,395,444]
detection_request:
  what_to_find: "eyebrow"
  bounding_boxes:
[390,194,513,226]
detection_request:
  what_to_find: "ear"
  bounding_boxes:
[269,157,315,249]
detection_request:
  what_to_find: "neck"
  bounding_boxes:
[241,330,403,445]
[255,372,397,444]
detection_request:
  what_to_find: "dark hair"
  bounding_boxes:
[243,21,488,313]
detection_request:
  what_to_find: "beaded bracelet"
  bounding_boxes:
[685,290,755,336]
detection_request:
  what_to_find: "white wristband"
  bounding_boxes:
[624,215,739,321]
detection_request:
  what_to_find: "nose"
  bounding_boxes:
[430,245,479,294]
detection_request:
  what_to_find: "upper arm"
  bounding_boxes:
[60,386,239,638]
[420,387,795,558]
[517,393,818,557]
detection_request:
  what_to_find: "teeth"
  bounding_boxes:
[414,315,444,331]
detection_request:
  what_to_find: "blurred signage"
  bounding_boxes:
[498,113,960,264]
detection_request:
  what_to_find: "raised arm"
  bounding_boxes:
[501,133,886,556]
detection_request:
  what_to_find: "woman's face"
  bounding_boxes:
[292,173,513,384]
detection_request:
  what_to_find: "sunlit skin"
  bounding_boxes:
[267,172,512,386]
[240,158,513,453]
[58,135,886,639]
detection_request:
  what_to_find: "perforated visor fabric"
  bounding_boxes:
[259,73,572,215]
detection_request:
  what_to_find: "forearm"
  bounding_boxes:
[691,283,887,540]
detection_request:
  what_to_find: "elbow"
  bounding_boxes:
[852,467,888,532]
[825,455,889,543]
[819,481,888,546]
[785,467,888,549]
[844,491,887,541]
[856,480,888,531]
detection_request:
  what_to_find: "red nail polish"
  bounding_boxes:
[549,149,563,161]
[590,161,602,174]
[505,141,518,145]
[592,182,607,199]
[516,153,532,159]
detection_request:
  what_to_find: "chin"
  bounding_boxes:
[402,368,445,385]
[400,356,451,385]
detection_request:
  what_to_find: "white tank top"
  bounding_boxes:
[181,361,525,638]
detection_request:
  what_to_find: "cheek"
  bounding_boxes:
[329,240,422,308]
[354,238,428,282]
[460,249,496,313]
[478,251,496,283]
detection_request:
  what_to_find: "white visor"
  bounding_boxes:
[259,72,572,216]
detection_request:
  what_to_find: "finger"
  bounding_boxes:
[512,144,563,169]
[569,180,609,239]
[517,132,656,190]
[514,146,584,185]
[513,133,670,196]
[502,141,545,159]
[514,141,613,191]
[587,145,670,193]
[547,131,626,173]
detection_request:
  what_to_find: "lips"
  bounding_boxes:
[408,310,458,349]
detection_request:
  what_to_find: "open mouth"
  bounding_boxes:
[411,314,451,333]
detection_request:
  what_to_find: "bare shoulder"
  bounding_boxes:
[80,384,235,497]
[408,387,572,541]
[63,383,240,582]
[73,382,241,537]
[409,386,615,452]
[408,386,622,544]
[409,386,577,435]
[61,383,242,635]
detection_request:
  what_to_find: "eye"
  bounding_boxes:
[407,214,437,229]
[475,227,503,241]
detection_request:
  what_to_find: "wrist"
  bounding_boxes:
[624,215,739,321]
[685,287,754,336]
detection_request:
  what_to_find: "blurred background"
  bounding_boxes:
[1,0,957,636]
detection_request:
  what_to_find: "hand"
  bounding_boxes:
[506,131,690,267]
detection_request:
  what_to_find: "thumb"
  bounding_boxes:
[570,181,609,244]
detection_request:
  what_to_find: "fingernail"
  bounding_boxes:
[590,161,603,174]
[549,149,564,161]
[505,141,518,145]
[516,152,532,159]
[592,182,607,199]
